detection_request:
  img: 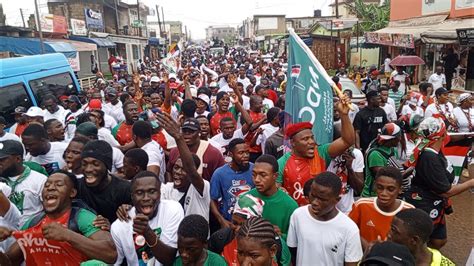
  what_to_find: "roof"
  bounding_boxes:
[0,53,70,79]
[421,18,474,44]
[328,0,379,6]
[253,14,286,18]
[69,35,116,48]
[0,36,77,58]
[375,14,448,40]
[46,38,97,51]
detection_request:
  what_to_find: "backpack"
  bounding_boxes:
[27,199,97,233]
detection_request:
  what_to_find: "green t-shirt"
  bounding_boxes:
[277,143,332,184]
[361,145,397,197]
[22,208,100,238]
[173,250,228,266]
[245,188,298,240]
[23,162,48,176]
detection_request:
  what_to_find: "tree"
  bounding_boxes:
[345,0,390,33]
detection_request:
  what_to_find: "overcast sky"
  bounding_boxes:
[1,0,332,39]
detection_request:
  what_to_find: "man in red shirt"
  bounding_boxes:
[277,96,355,206]
[0,170,116,265]
[209,92,238,137]
[244,95,266,162]
[112,101,139,146]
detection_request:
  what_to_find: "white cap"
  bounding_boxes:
[209,81,218,88]
[150,76,160,83]
[24,106,44,118]
[189,85,198,98]
[197,94,210,106]
[408,98,418,106]
[169,73,177,80]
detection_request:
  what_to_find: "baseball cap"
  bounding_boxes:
[105,87,117,96]
[366,90,380,101]
[66,95,81,105]
[88,99,102,110]
[209,81,218,88]
[169,73,177,80]
[0,140,24,159]
[24,106,44,118]
[360,242,415,266]
[197,94,210,107]
[181,118,201,131]
[11,106,27,114]
[435,87,449,97]
[150,76,160,83]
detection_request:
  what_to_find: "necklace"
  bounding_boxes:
[461,108,473,131]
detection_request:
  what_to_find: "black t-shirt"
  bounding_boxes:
[411,150,454,199]
[353,107,388,152]
[77,175,132,223]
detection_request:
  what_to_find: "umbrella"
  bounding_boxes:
[390,55,425,66]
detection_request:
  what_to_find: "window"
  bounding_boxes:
[29,72,77,105]
[0,83,32,127]
[132,44,139,60]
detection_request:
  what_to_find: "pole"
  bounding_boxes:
[34,0,45,54]
[20,9,26,28]
[161,7,166,44]
[137,0,142,36]
[156,5,162,37]
[114,0,120,34]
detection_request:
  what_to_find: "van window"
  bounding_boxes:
[29,72,76,105]
[0,83,32,127]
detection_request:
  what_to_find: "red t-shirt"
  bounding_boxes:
[244,111,265,154]
[167,141,225,181]
[113,122,133,146]
[152,131,168,151]
[267,89,278,105]
[210,112,236,137]
[13,211,87,266]
[14,123,28,137]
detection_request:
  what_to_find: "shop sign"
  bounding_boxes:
[39,14,68,34]
[457,28,474,47]
[71,19,87,36]
[365,32,414,48]
[67,53,80,72]
[84,8,104,30]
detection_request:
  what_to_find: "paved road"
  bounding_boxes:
[442,189,473,265]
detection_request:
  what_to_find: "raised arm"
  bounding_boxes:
[328,95,355,158]
[230,95,254,135]
[156,112,205,194]
[162,73,172,111]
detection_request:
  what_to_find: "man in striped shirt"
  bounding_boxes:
[388,80,405,111]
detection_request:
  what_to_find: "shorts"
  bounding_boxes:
[430,219,447,240]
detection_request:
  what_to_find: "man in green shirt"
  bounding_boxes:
[174,214,227,266]
[245,154,298,240]
[362,123,402,197]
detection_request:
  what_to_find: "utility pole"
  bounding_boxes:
[34,0,45,54]
[156,5,163,38]
[185,25,188,42]
[137,0,142,36]
[161,7,166,44]
[114,0,120,34]
[20,9,26,28]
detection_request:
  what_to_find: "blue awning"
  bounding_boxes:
[69,35,116,48]
[148,37,160,46]
[0,36,77,58]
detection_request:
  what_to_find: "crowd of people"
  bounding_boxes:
[0,46,472,266]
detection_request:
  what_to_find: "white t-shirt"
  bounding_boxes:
[401,105,424,117]
[453,107,474,133]
[262,98,274,113]
[256,123,279,154]
[210,128,245,156]
[242,95,250,110]
[381,103,397,122]
[7,169,47,227]
[425,102,454,118]
[104,114,118,131]
[348,103,360,123]
[428,73,446,90]
[25,142,68,174]
[384,58,391,73]
[141,141,166,183]
[326,148,364,214]
[111,201,184,266]
[287,207,363,266]
[98,127,120,148]
[237,77,251,90]
[0,201,21,252]
[43,106,68,126]
[387,98,396,110]
[0,132,21,142]
[390,71,409,95]
[112,147,124,174]
[160,180,211,222]
[65,109,84,140]
[104,101,126,123]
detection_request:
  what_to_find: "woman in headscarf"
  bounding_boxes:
[452,93,473,133]
[403,116,474,250]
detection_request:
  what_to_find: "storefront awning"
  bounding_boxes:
[69,35,116,48]
[0,36,77,58]
[421,18,474,44]
[47,38,97,52]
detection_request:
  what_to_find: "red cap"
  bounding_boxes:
[88,99,102,110]
[285,122,313,138]
[59,95,69,101]
[169,82,179,89]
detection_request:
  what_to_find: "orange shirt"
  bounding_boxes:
[244,111,265,154]
[349,197,414,242]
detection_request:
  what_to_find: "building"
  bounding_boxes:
[253,15,287,37]
[329,0,381,18]
[205,26,237,43]
[367,0,473,89]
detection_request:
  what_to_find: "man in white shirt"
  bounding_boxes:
[0,186,21,252]
[255,85,274,113]
[42,94,68,126]
[0,140,47,226]
[103,87,126,123]
[383,54,392,83]
[132,121,166,183]
[254,107,280,154]
[287,172,363,266]
[428,66,447,90]
[390,67,410,95]
[0,117,20,142]
[22,124,68,176]
[210,117,248,160]
[111,171,184,266]
[379,88,398,122]
[425,88,454,119]
[237,66,251,89]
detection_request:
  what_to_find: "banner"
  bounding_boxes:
[71,19,87,36]
[285,28,334,145]
[84,8,104,30]
[39,14,67,34]
[39,14,54,33]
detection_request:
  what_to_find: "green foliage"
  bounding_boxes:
[345,0,391,33]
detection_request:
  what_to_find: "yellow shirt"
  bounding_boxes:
[427,247,455,266]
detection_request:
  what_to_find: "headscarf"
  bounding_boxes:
[406,116,446,167]
[233,194,265,219]
[377,123,401,143]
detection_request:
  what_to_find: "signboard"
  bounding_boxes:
[132,20,144,28]
[84,8,104,30]
[67,53,80,72]
[365,32,414,48]
[71,19,87,35]
[457,28,474,47]
[258,17,278,30]
[39,14,54,33]
[53,15,68,34]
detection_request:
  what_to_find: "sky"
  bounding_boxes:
[1,0,332,39]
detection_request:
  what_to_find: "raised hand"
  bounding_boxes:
[156,112,181,139]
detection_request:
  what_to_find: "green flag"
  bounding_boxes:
[285,28,334,145]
